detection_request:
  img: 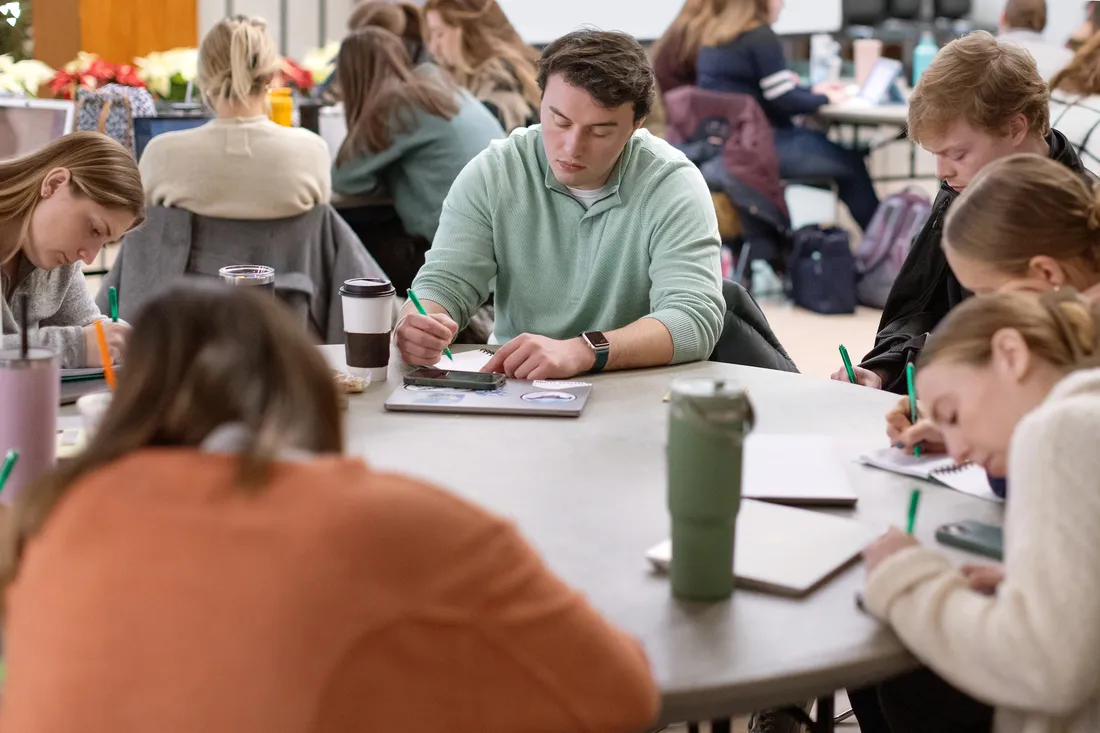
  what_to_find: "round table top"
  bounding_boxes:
[328,346,1003,724]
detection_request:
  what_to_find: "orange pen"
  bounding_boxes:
[93,320,117,391]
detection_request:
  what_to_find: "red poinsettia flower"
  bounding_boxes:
[280,58,312,92]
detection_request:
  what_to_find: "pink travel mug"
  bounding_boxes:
[0,347,59,499]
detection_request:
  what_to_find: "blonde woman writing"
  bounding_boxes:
[860,290,1100,733]
[0,131,143,367]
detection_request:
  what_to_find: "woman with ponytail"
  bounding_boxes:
[857,289,1100,733]
[139,16,331,219]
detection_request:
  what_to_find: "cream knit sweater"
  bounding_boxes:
[139,116,331,220]
[865,368,1100,733]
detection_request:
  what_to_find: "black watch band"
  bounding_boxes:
[582,331,610,374]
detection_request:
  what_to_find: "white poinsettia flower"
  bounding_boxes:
[302,40,340,84]
[9,60,55,94]
[64,51,98,74]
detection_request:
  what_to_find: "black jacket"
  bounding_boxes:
[860,130,1090,393]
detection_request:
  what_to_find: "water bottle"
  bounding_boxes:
[809,34,835,87]
[912,31,939,87]
[666,378,755,601]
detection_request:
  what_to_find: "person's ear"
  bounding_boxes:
[632,115,647,133]
[1027,255,1069,289]
[40,168,70,198]
[990,327,1033,382]
[1007,113,1030,147]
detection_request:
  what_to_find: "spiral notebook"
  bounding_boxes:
[858,449,1003,502]
[432,349,494,373]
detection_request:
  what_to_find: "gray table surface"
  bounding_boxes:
[327,346,1004,725]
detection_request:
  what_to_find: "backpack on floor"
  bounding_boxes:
[788,226,857,315]
[854,188,932,309]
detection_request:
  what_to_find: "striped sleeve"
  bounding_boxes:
[751,36,829,117]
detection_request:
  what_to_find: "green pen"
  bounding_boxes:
[839,344,857,384]
[108,286,118,322]
[906,488,922,535]
[406,289,453,361]
[0,450,19,497]
[906,361,921,457]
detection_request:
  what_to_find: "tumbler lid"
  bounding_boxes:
[0,347,58,370]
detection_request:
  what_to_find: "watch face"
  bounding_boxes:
[584,331,610,350]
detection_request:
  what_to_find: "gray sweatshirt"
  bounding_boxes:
[1,256,107,367]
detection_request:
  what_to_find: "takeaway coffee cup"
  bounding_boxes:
[340,278,396,382]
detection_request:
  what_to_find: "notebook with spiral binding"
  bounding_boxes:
[858,449,1003,502]
[432,348,494,373]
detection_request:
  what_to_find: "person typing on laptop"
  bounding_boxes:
[395,30,725,381]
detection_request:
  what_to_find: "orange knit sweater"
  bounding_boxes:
[0,450,659,733]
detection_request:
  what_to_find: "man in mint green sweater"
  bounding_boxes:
[398,30,725,380]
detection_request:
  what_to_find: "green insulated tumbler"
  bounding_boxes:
[667,378,755,601]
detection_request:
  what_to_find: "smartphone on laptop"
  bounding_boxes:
[404,368,505,391]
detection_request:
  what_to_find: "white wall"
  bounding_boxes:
[496,0,842,44]
[198,0,355,61]
[198,0,841,58]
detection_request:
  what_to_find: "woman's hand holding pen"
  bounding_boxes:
[885,396,946,455]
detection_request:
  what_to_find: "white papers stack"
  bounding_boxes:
[858,449,1003,502]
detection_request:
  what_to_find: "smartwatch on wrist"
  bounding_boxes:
[582,331,610,374]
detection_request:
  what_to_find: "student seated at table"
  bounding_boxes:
[0,281,660,733]
[422,0,540,132]
[0,131,142,368]
[332,27,504,292]
[832,31,1090,394]
[693,0,880,231]
[139,15,331,219]
[998,0,1073,81]
[854,290,1100,733]
[397,30,725,381]
[882,153,1100,462]
[1050,33,1100,175]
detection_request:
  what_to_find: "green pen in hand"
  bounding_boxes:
[0,450,19,497]
[406,289,453,361]
[839,344,857,384]
[906,361,921,457]
[906,488,922,535]
[108,286,118,322]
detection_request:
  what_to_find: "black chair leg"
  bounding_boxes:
[711,721,732,733]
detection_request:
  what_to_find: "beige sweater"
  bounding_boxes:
[140,116,331,220]
[865,368,1100,733]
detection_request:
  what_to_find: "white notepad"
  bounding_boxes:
[433,349,493,373]
[858,449,1003,502]
[646,499,877,597]
[742,434,857,506]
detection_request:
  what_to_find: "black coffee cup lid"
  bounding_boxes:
[340,278,395,298]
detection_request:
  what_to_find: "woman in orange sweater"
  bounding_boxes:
[0,282,660,733]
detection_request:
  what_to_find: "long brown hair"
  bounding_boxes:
[1052,29,1100,95]
[0,281,344,610]
[943,154,1100,277]
[0,131,144,265]
[655,0,766,67]
[347,0,425,61]
[421,0,540,109]
[920,290,1100,371]
[337,27,460,160]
